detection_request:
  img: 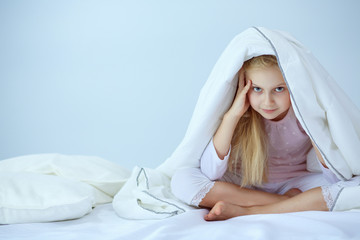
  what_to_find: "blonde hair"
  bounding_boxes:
[228,55,278,187]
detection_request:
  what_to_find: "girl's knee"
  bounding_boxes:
[171,168,213,205]
[171,168,202,195]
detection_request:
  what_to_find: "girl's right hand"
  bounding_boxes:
[225,68,252,120]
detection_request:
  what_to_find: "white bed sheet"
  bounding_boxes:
[1,203,360,240]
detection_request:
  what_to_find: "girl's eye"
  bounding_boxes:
[275,87,285,92]
[253,87,262,92]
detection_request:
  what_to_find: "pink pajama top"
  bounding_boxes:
[201,107,312,183]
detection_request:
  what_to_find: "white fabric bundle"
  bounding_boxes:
[113,167,191,219]
[0,154,129,224]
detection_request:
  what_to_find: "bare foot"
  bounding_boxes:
[284,188,302,198]
[204,201,249,221]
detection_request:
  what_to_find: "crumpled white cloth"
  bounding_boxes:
[112,166,192,219]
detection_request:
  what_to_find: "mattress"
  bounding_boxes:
[2,203,359,240]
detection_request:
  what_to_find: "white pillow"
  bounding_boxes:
[0,154,130,202]
[0,172,94,224]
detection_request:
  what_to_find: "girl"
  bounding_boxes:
[171,54,342,221]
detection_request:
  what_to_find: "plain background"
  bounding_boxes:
[1,0,360,170]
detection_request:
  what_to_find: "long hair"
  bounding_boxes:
[228,55,278,187]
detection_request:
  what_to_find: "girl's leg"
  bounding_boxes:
[249,187,327,214]
[171,168,288,208]
[199,181,288,208]
[277,173,329,195]
[205,187,327,221]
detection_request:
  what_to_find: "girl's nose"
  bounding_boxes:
[263,94,275,106]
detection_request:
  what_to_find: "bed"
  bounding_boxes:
[2,203,360,240]
[1,153,359,240]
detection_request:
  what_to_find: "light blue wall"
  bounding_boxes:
[1,0,359,170]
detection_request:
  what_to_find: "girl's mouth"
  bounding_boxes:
[262,109,277,114]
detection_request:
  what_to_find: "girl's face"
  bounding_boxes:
[246,65,291,121]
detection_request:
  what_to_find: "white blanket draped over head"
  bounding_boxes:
[1,27,360,222]
[113,27,360,219]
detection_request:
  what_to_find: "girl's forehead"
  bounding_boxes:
[245,66,285,86]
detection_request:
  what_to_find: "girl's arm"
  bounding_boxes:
[213,69,252,159]
[213,113,241,159]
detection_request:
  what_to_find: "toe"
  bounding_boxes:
[204,212,215,221]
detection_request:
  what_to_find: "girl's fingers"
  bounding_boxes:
[228,69,251,117]
[233,79,251,105]
[238,67,245,88]
[239,80,252,97]
[244,80,252,91]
